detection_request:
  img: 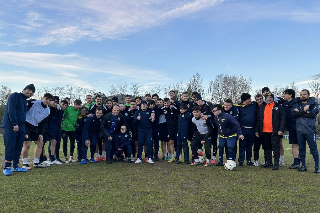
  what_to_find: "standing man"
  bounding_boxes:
[237,93,257,166]
[292,89,320,173]
[46,96,68,164]
[124,95,131,109]
[253,94,265,166]
[148,100,161,161]
[85,94,94,110]
[255,93,286,170]
[81,107,103,164]
[21,93,53,169]
[61,99,82,163]
[134,101,155,164]
[1,84,35,175]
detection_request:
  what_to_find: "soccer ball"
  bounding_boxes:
[198,156,204,164]
[224,160,236,171]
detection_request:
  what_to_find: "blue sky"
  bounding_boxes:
[0,0,319,96]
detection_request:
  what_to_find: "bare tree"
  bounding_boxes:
[207,74,251,104]
[130,83,140,97]
[188,73,204,95]
[309,77,320,98]
[0,85,12,127]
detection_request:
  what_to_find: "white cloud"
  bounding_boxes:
[207,1,320,23]
[0,51,171,91]
[0,0,224,45]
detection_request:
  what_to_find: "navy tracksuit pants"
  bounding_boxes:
[218,136,237,162]
[83,133,98,159]
[298,133,319,168]
[238,129,255,163]
[48,129,62,161]
[138,128,153,160]
[175,133,189,162]
[152,129,160,158]
[104,133,115,160]
[3,128,25,168]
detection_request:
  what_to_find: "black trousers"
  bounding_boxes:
[62,131,76,157]
[262,132,280,165]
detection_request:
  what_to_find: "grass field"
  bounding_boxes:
[1,138,320,213]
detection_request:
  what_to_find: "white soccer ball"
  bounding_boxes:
[198,156,204,164]
[224,160,236,171]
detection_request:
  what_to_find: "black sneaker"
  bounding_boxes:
[183,161,190,165]
[238,161,244,166]
[289,164,300,169]
[175,159,180,164]
[216,161,224,166]
[272,165,279,170]
[298,166,307,172]
[247,161,254,166]
[57,158,65,164]
[154,156,160,161]
[314,168,320,173]
[261,163,273,168]
[106,159,113,164]
[127,158,133,163]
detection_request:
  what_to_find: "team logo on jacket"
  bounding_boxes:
[146,112,149,115]
[274,107,278,110]
[125,135,128,137]
[222,119,225,122]
[182,115,184,117]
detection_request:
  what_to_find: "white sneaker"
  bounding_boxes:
[148,158,154,164]
[254,160,259,167]
[65,157,69,164]
[69,156,77,163]
[52,160,63,165]
[135,158,142,164]
[280,161,285,167]
[43,161,52,166]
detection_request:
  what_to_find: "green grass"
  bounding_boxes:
[1,138,320,212]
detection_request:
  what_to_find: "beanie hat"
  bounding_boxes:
[266,92,274,99]
[112,96,118,103]
[23,84,35,93]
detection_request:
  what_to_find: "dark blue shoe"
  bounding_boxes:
[11,167,28,172]
[90,158,97,163]
[3,168,11,176]
[80,159,88,165]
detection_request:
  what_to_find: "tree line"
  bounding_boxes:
[1,73,320,127]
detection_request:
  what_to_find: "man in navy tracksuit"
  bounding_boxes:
[114,124,133,162]
[223,99,239,161]
[46,97,68,164]
[292,89,320,173]
[149,100,161,160]
[213,104,244,165]
[80,107,103,164]
[100,105,125,164]
[1,84,35,176]
[75,107,87,162]
[283,89,316,169]
[134,101,155,164]
[175,103,192,164]
[237,93,257,166]
[125,100,138,160]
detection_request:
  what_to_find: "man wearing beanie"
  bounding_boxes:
[237,93,257,166]
[1,84,35,175]
[255,93,286,170]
